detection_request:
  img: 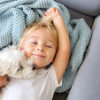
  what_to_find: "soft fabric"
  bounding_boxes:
[55,0,100,16]
[67,16,100,100]
[2,64,61,100]
[0,0,92,93]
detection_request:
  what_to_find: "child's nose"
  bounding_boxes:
[37,45,44,52]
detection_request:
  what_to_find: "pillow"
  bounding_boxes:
[55,0,100,16]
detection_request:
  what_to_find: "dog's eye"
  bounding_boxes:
[17,65,23,71]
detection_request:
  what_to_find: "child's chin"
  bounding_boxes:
[34,60,47,68]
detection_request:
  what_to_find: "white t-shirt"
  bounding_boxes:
[1,64,62,100]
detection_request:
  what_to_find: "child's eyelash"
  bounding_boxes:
[46,45,52,48]
[30,41,52,48]
[31,42,37,44]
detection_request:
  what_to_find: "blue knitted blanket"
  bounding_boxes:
[0,0,91,93]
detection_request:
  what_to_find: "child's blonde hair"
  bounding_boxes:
[18,16,58,47]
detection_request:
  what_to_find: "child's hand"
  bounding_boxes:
[0,75,7,88]
[43,7,65,27]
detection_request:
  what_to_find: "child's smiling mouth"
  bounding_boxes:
[33,54,45,58]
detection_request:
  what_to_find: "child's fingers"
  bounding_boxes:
[45,7,53,15]
[44,7,60,19]
[46,7,58,16]
[51,7,56,13]
[42,14,45,17]
[45,10,50,16]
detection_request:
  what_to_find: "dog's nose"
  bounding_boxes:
[32,64,36,70]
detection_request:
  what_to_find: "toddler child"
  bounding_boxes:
[0,7,70,100]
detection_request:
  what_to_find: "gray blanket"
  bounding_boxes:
[0,0,92,93]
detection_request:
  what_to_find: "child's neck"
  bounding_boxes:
[35,62,52,70]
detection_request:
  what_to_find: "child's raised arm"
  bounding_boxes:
[44,7,70,83]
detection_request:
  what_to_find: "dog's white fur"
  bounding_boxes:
[0,46,38,100]
[0,46,36,78]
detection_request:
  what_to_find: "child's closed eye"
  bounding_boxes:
[45,45,52,48]
[30,41,37,45]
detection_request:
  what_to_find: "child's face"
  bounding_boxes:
[20,28,57,69]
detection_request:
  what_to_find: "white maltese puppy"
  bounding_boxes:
[0,46,36,78]
[0,46,37,100]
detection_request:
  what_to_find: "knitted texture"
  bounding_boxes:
[0,0,92,93]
